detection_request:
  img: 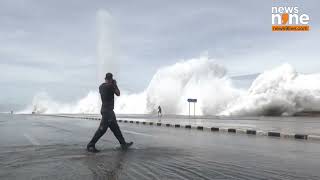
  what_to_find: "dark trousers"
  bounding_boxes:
[88,110,126,146]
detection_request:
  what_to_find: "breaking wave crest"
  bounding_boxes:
[221,64,320,116]
[23,56,320,116]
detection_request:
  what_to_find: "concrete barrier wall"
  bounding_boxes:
[36,114,320,142]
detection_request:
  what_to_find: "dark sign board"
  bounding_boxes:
[187,98,197,103]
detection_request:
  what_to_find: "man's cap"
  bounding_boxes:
[105,73,113,80]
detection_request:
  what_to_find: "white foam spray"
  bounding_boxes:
[221,64,320,116]
[23,56,320,116]
[96,9,117,83]
[23,91,100,114]
[143,56,241,115]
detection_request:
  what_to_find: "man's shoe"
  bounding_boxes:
[87,145,100,153]
[121,142,133,150]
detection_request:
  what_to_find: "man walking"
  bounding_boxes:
[158,105,162,118]
[87,73,133,153]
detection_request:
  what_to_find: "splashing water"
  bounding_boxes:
[220,64,320,116]
[143,56,241,115]
[96,9,117,83]
[22,55,320,116]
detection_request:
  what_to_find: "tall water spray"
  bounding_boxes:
[96,10,117,83]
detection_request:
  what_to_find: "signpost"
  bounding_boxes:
[187,98,197,118]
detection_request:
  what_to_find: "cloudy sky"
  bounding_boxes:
[0,0,319,111]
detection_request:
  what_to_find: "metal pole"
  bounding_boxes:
[194,103,195,117]
[188,102,190,118]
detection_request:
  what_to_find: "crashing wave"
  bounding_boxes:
[25,91,100,114]
[144,56,241,115]
[221,64,320,116]
[23,56,320,116]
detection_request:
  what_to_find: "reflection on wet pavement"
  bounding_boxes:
[1,114,320,180]
[1,143,319,180]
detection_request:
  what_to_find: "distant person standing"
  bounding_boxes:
[87,73,133,153]
[158,105,162,118]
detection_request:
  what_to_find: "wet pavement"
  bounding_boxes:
[1,114,320,179]
[72,114,320,136]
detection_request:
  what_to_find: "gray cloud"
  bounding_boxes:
[0,0,319,111]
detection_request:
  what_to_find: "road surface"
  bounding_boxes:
[1,114,320,179]
[71,114,320,136]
